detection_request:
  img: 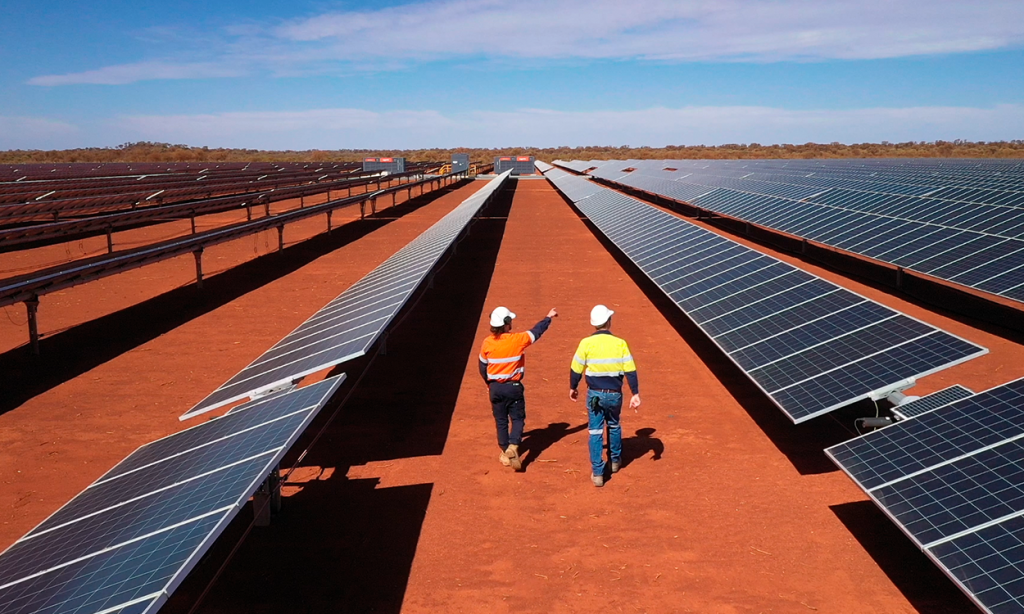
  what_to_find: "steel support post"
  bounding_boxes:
[246,204,252,221]
[190,213,197,234]
[106,227,114,253]
[896,267,904,288]
[277,225,285,251]
[26,296,40,356]
[253,465,282,526]
[327,210,333,233]
[193,249,204,289]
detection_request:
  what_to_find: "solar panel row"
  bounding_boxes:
[182,170,513,419]
[565,159,1024,304]
[827,377,1024,614]
[0,374,345,614]
[543,167,986,423]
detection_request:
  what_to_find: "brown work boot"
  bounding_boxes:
[504,444,523,471]
[498,452,511,468]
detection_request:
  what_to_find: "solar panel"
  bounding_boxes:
[0,374,345,614]
[572,159,1024,305]
[892,384,975,420]
[826,377,1024,614]
[543,169,987,423]
[826,377,1024,491]
[181,171,512,420]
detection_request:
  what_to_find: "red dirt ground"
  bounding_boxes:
[2,176,1023,613]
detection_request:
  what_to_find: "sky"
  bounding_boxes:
[1,0,1023,150]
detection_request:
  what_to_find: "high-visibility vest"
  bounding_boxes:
[570,332,637,391]
[479,331,536,382]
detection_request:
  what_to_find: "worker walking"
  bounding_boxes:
[479,306,558,470]
[569,305,641,487]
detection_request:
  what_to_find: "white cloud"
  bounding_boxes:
[0,116,80,150]
[28,0,1024,85]
[29,61,246,86]
[274,0,1024,61]
[113,104,1024,149]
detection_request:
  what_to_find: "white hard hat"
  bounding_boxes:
[489,306,516,327]
[590,305,614,327]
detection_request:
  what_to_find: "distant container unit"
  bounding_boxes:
[451,153,470,173]
[495,156,535,175]
[363,157,406,174]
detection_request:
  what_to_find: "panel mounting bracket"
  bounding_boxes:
[867,376,917,402]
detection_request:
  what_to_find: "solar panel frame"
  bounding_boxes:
[182,172,511,419]
[0,374,345,614]
[576,159,1024,306]
[545,169,987,423]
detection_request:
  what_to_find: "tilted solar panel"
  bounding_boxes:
[826,377,1024,614]
[181,171,512,420]
[576,159,1024,304]
[544,169,987,423]
[0,374,344,614]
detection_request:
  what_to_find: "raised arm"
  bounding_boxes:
[527,308,558,342]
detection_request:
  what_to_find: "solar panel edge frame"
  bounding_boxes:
[3,374,347,554]
[178,352,366,419]
[823,373,1024,468]
[590,159,1024,311]
[181,172,511,420]
[824,441,1006,614]
[549,172,987,424]
[0,374,346,611]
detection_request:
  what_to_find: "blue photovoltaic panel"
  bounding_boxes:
[183,171,512,419]
[827,377,1024,614]
[931,515,1024,614]
[543,168,987,423]
[567,158,1024,305]
[892,384,975,420]
[0,374,344,614]
[826,378,1024,492]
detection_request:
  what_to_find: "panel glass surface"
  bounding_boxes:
[546,168,987,423]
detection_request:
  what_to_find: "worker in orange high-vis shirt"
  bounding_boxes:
[479,306,558,470]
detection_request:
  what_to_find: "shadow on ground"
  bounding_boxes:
[0,182,471,418]
[620,427,664,469]
[519,421,587,469]
[830,501,976,614]
[163,180,518,614]
[563,196,859,475]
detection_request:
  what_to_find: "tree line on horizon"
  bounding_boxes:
[1,140,1023,164]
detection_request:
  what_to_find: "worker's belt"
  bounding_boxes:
[590,388,621,393]
[490,380,522,386]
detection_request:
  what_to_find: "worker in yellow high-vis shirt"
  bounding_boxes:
[569,305,641,487]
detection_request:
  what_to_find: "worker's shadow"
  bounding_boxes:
[620,428,664,468]
[520,421,587,470]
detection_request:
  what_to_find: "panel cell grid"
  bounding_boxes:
[545,167,986,423]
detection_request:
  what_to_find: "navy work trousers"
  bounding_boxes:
[489,381,525,449]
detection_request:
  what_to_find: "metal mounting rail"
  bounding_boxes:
[0,170,466,354]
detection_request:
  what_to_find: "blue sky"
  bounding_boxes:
[1,0,1023,150]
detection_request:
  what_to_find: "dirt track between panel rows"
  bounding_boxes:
[4,177,1024,613]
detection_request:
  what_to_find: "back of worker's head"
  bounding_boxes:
[591,304,614,330]
[489,306,516,335]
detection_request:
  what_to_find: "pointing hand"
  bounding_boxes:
[547,308,558,318]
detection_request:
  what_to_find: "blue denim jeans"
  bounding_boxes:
[587,389,622,476]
